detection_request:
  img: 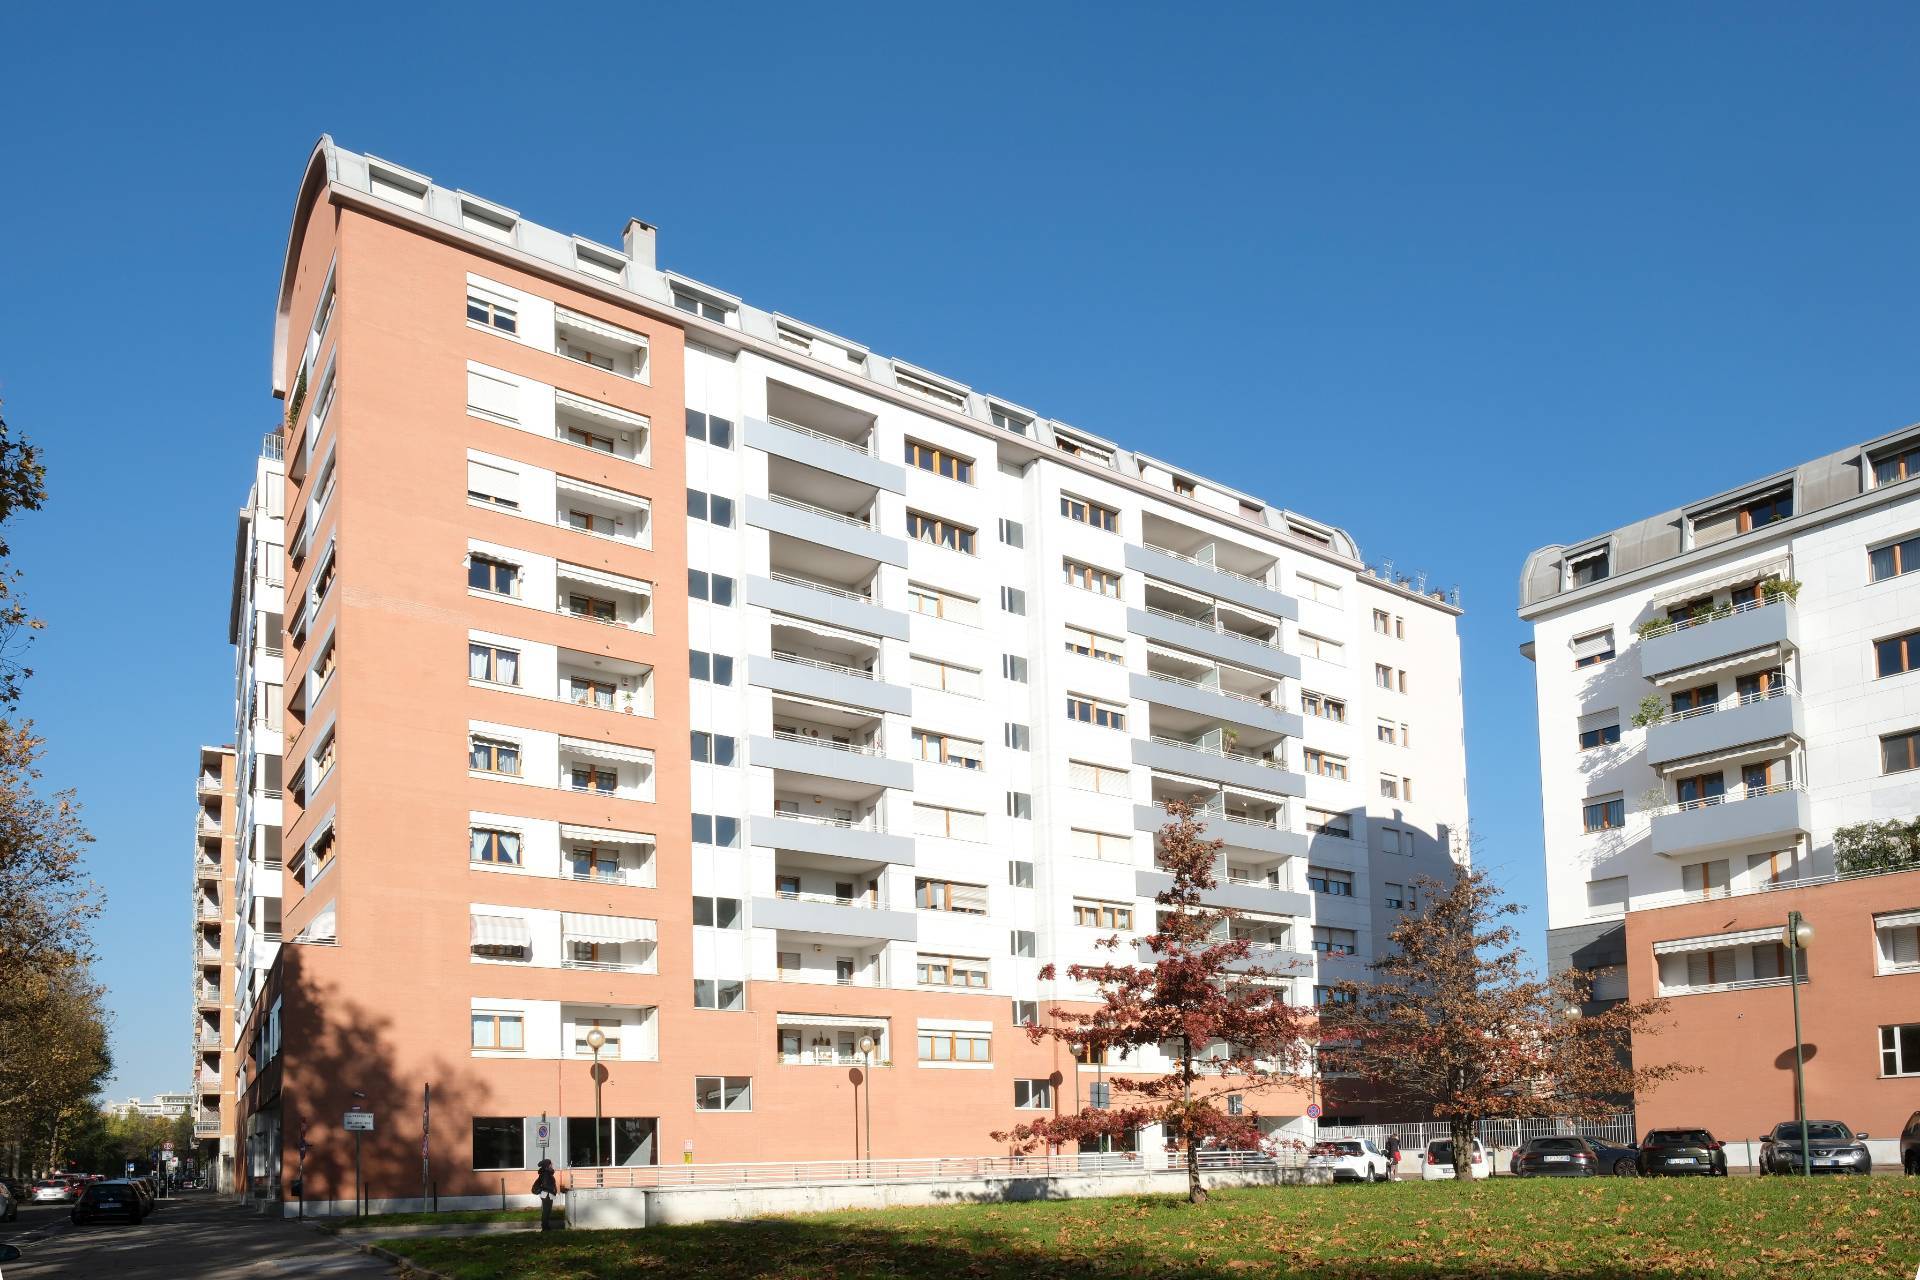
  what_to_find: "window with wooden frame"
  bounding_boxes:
[566,592,617,622]
[565,423,616,453]
[1684,948,1735,988]
[1311,926,1357,956]
[1736,668,1785,701]
[568,845,625,881]
[1296,575,1341,604]
[1073,900,1133,930]
[1306,807,1352,838]
[1372,609,1405,639]
[1303,749,1348,780]
[1172,475,1196,497]
[896,370,966,409]
[468,555,520,596]
[915,878,989,914]
[1571,629,1615,668]
[1875,443,1920,487]
[904,440,974,483]
[1567,547,1610,587]
[566,509,616,536]
[466,293,518,334]
[1670,682,1718,714]
[574,1017,623,1058]
[1872,534,1920,583]
[471,1013,524,1051]
[1064,627,1124,663]
[569,676,616,709]
[1578,721,1621,750]
[467,460,520,510]
[1378,774,1401,800]
[907,583,976,621]
[1070,829,1131,861]
[1063,558,1121,597]
[1307,867,1353,897]
[1582,795,1625,832]
[1066,759,1129,795]
[913,803,987,841]
[470,827,521,866]
[1298,633,1343,663]
[1883,728,1920,775]
[1053,430,1113,465]
[570,764,618,794]
[917,1029,991,1060]
[906,510,976,553]
[1301,690,1346,721]
[1681,858,1729,898]
[912,729,983,769]
[1065,695,1126,730]
[313,635,338,685]
[1741,760,1783,792]
[1060,494,1118,532]
[1675,771,1724,804]
[468,642,520,686]
[1374,663,1407,692]
[469,735,520,776]
[1875,629,1920,678]
[915,955,990,988]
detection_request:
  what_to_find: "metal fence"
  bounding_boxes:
[1315,1114,1638,1151]
[573,1148,1300,1191]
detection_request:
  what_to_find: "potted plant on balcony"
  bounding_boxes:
[1635,616,1673,639]
[1759,575,1801,603]
[1630,695,1666,729]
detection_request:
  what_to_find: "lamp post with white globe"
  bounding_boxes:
[586,1026,607,1186]
[1784,911,1813,1172]
[859,1035,877,1174]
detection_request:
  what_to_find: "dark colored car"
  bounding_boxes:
[1512,1136,1600,1177]
[1900,1109,1919,1176]
[1636,1128,1728,1177]
[70,1180,144,1225]
[1759,1121,1871,1175]
[1588,1138,1642,1177]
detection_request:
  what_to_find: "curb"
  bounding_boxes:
[333,1221,541,1238]
[361,1241,460,1280]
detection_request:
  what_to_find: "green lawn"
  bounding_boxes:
[379,1178,1920,1279]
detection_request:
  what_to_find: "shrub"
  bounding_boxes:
[1834,818,1920,875]
[1630,695,1667,729]
[1635,617,1673,639]
[1759,576,1802,603]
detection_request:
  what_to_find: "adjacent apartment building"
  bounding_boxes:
[189,745,238,1188]
[1518,427,1920,1145]
[227,136,1470,1213]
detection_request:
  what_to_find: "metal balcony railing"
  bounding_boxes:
[1150,735,1289,772]
[1644,593,1791,638]
[560,957,650,973]
[773,729,884,756]
[262,432,285,461]
[1664,778,1802,815]
[771,652,875,680]
[768,570,873,603]
[1653,680,1798,725]
[1143,669,1280,707]
[773,889,880,909]
[767,493,873,528]
[1142,543,1274,590]
[766,416,874,456]
[764,810,880,832]
[1141,605,1283,650]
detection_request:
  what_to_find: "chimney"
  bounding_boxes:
[622,218,657,272]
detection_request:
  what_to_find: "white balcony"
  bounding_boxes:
[1649,781,1812,859]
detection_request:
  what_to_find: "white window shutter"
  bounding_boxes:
[949,883,989,913]
[1891,925,1920,967]
[953,811,987,842]
[467,460,518,505]
[467,369,520,422]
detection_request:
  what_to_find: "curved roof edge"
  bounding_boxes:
[271,136,338,398]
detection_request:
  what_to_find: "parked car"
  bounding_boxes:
[1588,1137,1641,1177]
[128,1176,157,1210]
[1511,1135,1600,1177]
[1307,1139,1391,1182]
[1421,1137,1491,1180]
[1758,1121,1872,1175]
[70,1180,144,1226]
[0,1177,24,1202]
[0,1179,16,1222]
[29,1179,74,1204]
[1636,1128,1728,1177]
[1900,1109,1919,1176]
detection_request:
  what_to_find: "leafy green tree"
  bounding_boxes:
[1833,819,1920,875]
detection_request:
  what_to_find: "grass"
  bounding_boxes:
[318,1206,541,1231]
[379,1177,1920,1279]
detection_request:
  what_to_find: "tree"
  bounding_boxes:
[992,802,1313,1203]
[0,964,111,1172]
[1316,865,1691,1180]
[0,401,47,708]
[1833,818,1920,875]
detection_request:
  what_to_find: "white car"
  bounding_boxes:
[1308,1139,1391,1182]
[1420,1137,1492,1180]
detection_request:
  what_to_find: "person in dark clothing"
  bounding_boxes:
[532,1159,560,1230]
[1386,1135,1403,1180]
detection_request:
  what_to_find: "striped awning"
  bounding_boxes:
[560,823,653,847]
[556,562,648,595]
[1654,927,1784,956]
[1875,909,1920,931]
[470,914,530,949]
[561,737,651,766]
[775,1013,888,1030]
[1649,561,1790,610]
[1651,645,1783,688]
[555,475,643,506]
[1656,737,1795,776]
[562,913,656,944]
[555,308,645,349]
[555,390,648,430]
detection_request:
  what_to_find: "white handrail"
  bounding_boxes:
[1143,542,1275,590]
[764,810,880,831]
[1142,605,1284,650]
[766,415,874,456]
[1654,679,1797,723]
[1151,734,1289,771]
[772,651,875,680]
[774,889,878,909]
[1666,779,1802,814]
[769,570,872,603]
[1144,669,1279,706]
[768,493,872,528]
[774,728,884,755]
[1646,593,1790,637]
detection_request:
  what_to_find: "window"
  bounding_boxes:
[917,1029,992,1059]
[1571,630,1615,668]
[1297,575,1341,604]
[1870,534,1920,582]
[1670,683,1718,715]
[1875,443,1920,487]
[1172,476,1196,498]
[469,735,520,776]
[1000,586,1026,615]
[1010,929,1035,957]
[911,656,982,695]
[1298,633,1343,663]
[896,370,967,409]
[1383,883,1406,909]
[1376,720,1405,746]
[916,878,989,914]
[906,510,976,553]
[1014,1080,1053,1109]
[1307,808,1352,838]
[570,764,617,794]
[1879,917,1920,973]
[1585,876,1628,915]
[672,288,733,323]
[990,405,1031,435]
[466,292,517,334]
[685,409,734,449]
[692,979,745,1011]
[689,651,734,685]
[1304,749,1348,780]
[468,555,519,597]
[1004,722,1030,750]
[1379,775,1401,800]
[912,729,984,768]
[1012,999,1039,1026]
[904,440,974,483]
[1066,696,1126,730]
[1876,630,1920,678]
[1884,728,1920,775]
[1881,1025,1920,1077]
[1008,860,1034,888]
[908,583,978,622]
[1372,609,1405,639]
[1301,690,1346,722]
[1067,759,1129,796]
[1578,721,1621,751]
[688,569,735,605]
[470,827,521,866]
[471,1013,524,1051]
[913,803,988,841]
[1681,859,1730,898]
[1375,663,1407,693]
[1063,558,1121,596]
[1060,494,1118,532]
[1313,986,1354,1008]
[998,517,1024,547]
[1568,547,1610,587]
[1074,900,1134,930]
[472,1117,526,1170]
[690,732,736,765]
[1312,927,1357,957]
[1582,795,1625,832]
[692,896,743,929]
[1002,654,1028,683]
[1053,430,1113,465]
[690,814,740,847]
[1064,627,1124,663]
[1675,771,1725,804]
[916,955,990,988]
[564,591,620,624]
[468,642,520,686]
[467,460,520,509]
[687,488,734,528]
[1069,829,1131,861]
[1006,792,1032,819]
[694,1076,752,1112]
[1307,867,1353,897]
[568,676,617,710]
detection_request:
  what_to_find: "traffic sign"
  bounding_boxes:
[1306,1104,1322,1120]
[162,1141,173,1153]
[535,1121,550,1149]
[344,1110,375,1132]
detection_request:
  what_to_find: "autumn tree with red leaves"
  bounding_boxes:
[992,801,1313,1203]
[1315,864,1691,1180]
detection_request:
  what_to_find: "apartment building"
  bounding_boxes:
[229,136,1468,1213]
[1518,427,1920,1132]
[189,745,238,1188]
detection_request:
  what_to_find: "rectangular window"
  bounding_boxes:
[466,294,518,334]
[472,1117,526,1171]
[1006,791,1032,820]
[915,956,990,989]
[1004,722,1030,750]
[1876,443,1920,486]
[469,735,520,776]
[1582,795,1625,832]
[1069,828,1131,861]
[687,569,736,606]
[1681,859,1730,898]
[1379,775,1401,800]
[1880,1025,1920,1077]
[692,896,744,929]
[470,827,521,866]
[467,460,521,509]
[1301,690,1346,722]
[1000,585,1026,615]
[672,288,734,323]
[1383,883,1406,909]
[690,814,740,847]
[907,583,978,622]
[1010,929,1035,957]
[1002,654,1028,683]
[1073,900,1134,930]
[468,642,520,686]
[1871,533,1920,582]
[1064,627,1124,662]
[1060,494,1118,532]
[1303,749,1348,780]
[1568,548,1610,587]
[1306,807,1352,838]
[1585,876,1628,914]
[1307,867,1354,897]
[565,592,618,623]
[684,409,734,449]
[687,488,733,528]
[1065,695,1126,730]
[1014,1079,1053,1109]
[1578,722,1621,750]
[913,803,988,841]
[917,1029,992,1060]
[904,440,974,483]
[912,729,984,769]
[990,405,1031,435]
[692,979,745,1010]
[1296,576,1340,604]
[1012,999,1039,1026]
[1053,430,1113,464]
[1298,633,1343,663]
[1883,728,1920,775]
[471,1013,524,1051]
[1876,630,1920,678]
[1312,926,1357,956]
[468,555,519,596]
[690,732,736,765]
[689,650,734,685]
[998,518,1023,547]
[906,511,976,553]
[693,1076,752,1112]
[566,675,617,711]
[1067,759,1130,795]
[1008,860,1033,888]
[915,878,989,914]
[1063,558,1122,596]
[911,656,983,695]
[1571,629,1616,668]
[1374,663,1407,692]
[896,370,966,409]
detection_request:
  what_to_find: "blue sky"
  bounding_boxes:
[4,4,1918,1100]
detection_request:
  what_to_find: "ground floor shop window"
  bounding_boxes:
[566,1117,658,1167]
[472,1117,525,1170]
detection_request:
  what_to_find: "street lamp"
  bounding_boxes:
[1784,911,1814,1173]
[858,1035,877,1173]
[586,1027,607,1187]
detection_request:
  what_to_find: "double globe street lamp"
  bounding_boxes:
[586,1026,608,1186]
[1784,911,1813,1173]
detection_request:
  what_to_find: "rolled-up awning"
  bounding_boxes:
[1654,927,1783,956]
[470,914,530,949]
[555,475,644,506]
[1650,561,1790,610]
[562,913,656,944]
[774,1013,888,1030]
[555,308,646,349]
[556,562,649,595]
[1875,909,1920,931]
[1656,737,1795,776]
[561,737,652,766]
[556,390,648,429]
[1651,645,1783,688]
[560,823,653,847]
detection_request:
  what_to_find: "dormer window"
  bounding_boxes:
[459,196,516,244]
[1567,546,1610,588]
[1691,485,1793,548]
[1053,429,1113,467]
[989,404,1031,435]
[572,240,627,283]
[671,285,734,324]
[1874,441,1920,487]
[1172,475,1196,498]
[895,369,967,410]
[366,159,428,211]
[775,322,812,353]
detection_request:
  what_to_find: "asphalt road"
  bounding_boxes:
[0,1191,398,1279]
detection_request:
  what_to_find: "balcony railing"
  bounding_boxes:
[197,813,222,834]
[773,729,884,756]
[773,888,880,909]
[1150,735,1289,772]
[769,570,872,603]
[1143,543,1274,590]
[1142,605,1283,650]
[1143,669,1278,707]
[765,810,881,831]
[262,431,285,461]
[766,415,874,457]
[568,866,635,885]
[771,651,875,680]
[774,969,875,988]
[194,1031,222,1047]
[197,774,222,794]
[1653,680,1798,725]
[767,493,873,529]
[1644,593,1789,638]
[1664,778,1802,815]
[560,957,649,973]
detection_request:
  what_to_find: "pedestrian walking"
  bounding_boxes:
[532,1158,559,1230]
[1386,1134,1402,1180]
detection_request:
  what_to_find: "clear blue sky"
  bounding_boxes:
[4,4,1917,1100]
